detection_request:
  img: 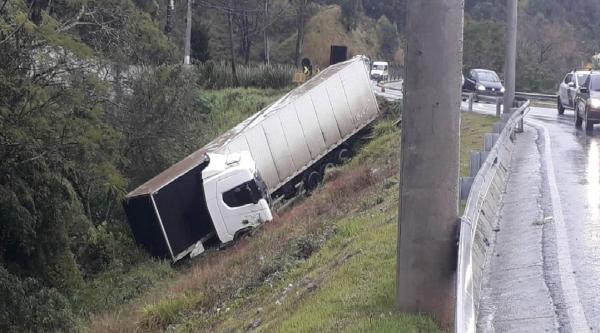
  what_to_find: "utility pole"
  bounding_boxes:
[263,0,270,65]
[503,0,517,113]
[396,0,463,331]
[184,0,193,65]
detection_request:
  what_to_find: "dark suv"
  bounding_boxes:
[575,73,600,131]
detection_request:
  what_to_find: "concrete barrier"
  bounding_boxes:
[455,100,531,333]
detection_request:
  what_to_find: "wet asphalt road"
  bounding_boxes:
[527,107,600,331]
[373,83,600,329]
[480,106,600,332]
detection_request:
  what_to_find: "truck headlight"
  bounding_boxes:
[500,87,506,93]
[590,98,600,109]
[477,85,486,91]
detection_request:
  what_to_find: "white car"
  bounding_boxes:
[558,70,590,115]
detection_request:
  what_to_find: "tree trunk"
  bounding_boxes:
[264,0,270,65]
[294,0,308,68]
[228,1,239,86]
[238,13,251,65]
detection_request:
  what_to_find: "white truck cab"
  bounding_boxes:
[371,61,389,81]
[203,152,272,243]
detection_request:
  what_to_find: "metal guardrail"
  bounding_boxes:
[455,99,531,333]
[516,91,557,101]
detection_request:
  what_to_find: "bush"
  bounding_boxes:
[196,61,294,89]
[0,267,77,333]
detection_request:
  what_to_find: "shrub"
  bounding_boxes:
[196,61,295,89]
[0,267,77,333]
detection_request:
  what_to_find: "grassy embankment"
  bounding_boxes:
[88,100,496,333]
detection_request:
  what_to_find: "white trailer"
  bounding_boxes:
[205,56,379,194]
[123,56,380,262]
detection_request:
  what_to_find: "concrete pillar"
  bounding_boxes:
[396,0,463,330]
[503,0,517,113]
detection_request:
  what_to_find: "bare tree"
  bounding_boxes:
[294,0,309,68]
[165,0,175,33]
[227,0,239,85]
[263,0,270,64]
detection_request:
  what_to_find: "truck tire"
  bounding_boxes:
[304,170,322,192]
[336,148,352,164]
[281,183,298,200]
[557,97,565,115]
[575,106,583,128]
[320,162,336,178]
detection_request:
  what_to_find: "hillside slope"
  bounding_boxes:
[88,108,497,332]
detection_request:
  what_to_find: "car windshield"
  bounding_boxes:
[373,65,386,70]
[590,75,600,91]
[477,71,500,82]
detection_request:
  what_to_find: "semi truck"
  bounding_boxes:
[123,56,380,262]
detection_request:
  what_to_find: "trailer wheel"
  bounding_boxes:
[336,148,352,164]
[320,162,336,176]
[282,183,298,200]
[304,170,322,192]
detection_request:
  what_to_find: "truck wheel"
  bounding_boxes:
[304,170,322,192]
[575,106,583,128]
[282,183,298,200]
[336,148,352,164]
[557,97,565,115]
[320,162,336,178]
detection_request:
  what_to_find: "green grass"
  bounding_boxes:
[88,105,496,333]
[460,112,498,176]
[198,87,287,142]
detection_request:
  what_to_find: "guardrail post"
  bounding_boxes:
[469,151,482,177]
[468,93,474,112]
[495,97,502,117]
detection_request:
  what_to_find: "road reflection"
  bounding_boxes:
[587,140,600,223]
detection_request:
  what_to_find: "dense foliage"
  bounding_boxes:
[0,1,211,331]
[4,0,600,331]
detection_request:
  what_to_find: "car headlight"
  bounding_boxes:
[500,87,506,93]
[590,98,600,109]
[477,85,486,91]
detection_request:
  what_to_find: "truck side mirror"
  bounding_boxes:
[580,87,589,94]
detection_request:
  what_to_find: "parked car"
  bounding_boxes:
[370,61,389,81]
[558,70,590,115]
[574,72,600,131]
[463,69,505,98]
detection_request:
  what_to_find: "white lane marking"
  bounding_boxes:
[527,119,591,332]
